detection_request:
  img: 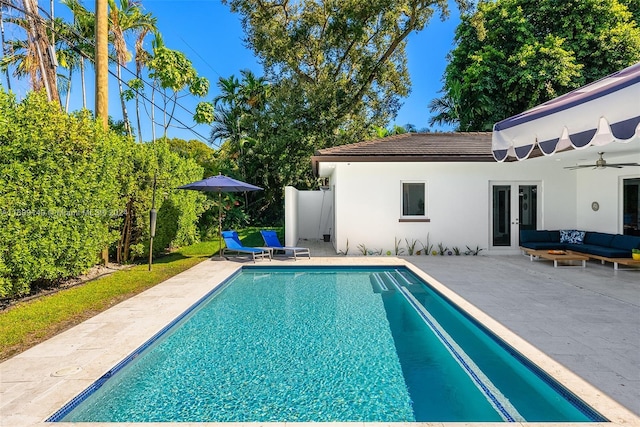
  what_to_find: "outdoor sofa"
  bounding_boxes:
[520,230,640,269]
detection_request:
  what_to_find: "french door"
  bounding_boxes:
[491,182,540,250]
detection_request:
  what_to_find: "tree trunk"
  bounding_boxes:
[0,7,12,90]
[117,199,133,263]
[65,67,72,112]
[123,200,133,262]
[23,0,59,103]
[95,0,108,129]
[151,86,157,142]
[116,63,133,137]
[80,58,86,109]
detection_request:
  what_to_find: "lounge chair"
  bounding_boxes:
[221,230,271,262]
[260,230,311,260]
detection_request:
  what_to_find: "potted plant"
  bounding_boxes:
[632,248,640,260]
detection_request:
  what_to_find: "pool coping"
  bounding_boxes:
[0,256,638,427]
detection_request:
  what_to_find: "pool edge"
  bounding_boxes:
[0,256,637,427]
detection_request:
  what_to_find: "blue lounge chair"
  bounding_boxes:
[221,231,271,262]
[260,230,311,260]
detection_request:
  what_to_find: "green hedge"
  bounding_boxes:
[122,140,206,260]
[0,90,125,297]
[0,90,206,298]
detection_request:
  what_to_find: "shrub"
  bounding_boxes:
[0,89,206,297]
[0,91,123,297]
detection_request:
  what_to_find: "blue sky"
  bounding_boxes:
[145,0,462,141]
[4,0,462,143]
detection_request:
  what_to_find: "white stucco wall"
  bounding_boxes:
[325,159,583,255]
[284,186,335,246]
[291,152,638,255]
[296,189,333,240]
[284,186,299,247]
[574,152,640,233]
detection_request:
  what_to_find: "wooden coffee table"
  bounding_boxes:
[522,249,589,267]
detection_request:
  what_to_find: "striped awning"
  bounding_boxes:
[492,62,640,162]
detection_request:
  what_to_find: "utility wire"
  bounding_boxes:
[0,0,214,143]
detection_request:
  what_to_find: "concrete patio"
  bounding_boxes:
[0,248,638,426]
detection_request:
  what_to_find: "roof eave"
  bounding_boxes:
[311,155,497,176]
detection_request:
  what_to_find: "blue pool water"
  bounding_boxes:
[52,266,606,423]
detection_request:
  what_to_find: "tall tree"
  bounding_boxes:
[431,0,640,131]
[211,70,269,208]
[223,0,470,148]
[146,34,210,139]
[107,0,156,137]
[131,25,152,142]
[22,0,58,102]
[0,0,58,101]
[0,2,12,90]
[59,0,95,109]
[216,0,470,222]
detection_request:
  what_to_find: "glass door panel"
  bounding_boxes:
[623,178,640,236]
[492,185,511,246]
[518,185,537,232]
[492,182,540,249]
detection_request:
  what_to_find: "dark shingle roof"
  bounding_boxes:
[312,132,495,175]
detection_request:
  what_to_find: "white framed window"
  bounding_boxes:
[401,181,427,218]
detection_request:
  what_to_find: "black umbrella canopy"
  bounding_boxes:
[178,174,263,258]
[177,173,263,192]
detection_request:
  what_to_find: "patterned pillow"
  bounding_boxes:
[560,230,585,244]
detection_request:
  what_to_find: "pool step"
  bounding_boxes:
[370,272,398,293]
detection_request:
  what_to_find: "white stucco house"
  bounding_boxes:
[284,132,640,255]
[285,62,640,255]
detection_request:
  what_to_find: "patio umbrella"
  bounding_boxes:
[177,174,262,259]
[492,61,640,162]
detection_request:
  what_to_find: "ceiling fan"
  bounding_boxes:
[564,152,640,170]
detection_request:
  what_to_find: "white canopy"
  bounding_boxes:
[492,62,640,162]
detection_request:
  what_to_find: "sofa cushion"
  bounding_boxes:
[567,243,631,258]
[520,230,551,243]
[547,230,561,243]
[583,232,615,247]
[610,234,640,252]
[521,242,568,250]
[560,230,585,244]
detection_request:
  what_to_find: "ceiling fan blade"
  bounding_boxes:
[564,164,595,170]
[563,153,638,170]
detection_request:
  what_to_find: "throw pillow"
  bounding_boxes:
[560,229,585,244]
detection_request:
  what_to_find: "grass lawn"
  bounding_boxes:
[0,228,272,362]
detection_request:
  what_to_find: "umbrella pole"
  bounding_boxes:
[218,192,224,259]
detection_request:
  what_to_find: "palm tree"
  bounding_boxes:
[212,75,244,178]
[1,2,13,90]
[133,26,152,142]
[60,0,95,109]
[213,74,241,110]
[0,16,40,90]
[211,72,269,207]
[0,6,57,101]
[239,69,269,111]
[428,81,462,130]
[428,94,460,129]
[107,0,156,137]
[212,74,243,149]
[22,0,58,102]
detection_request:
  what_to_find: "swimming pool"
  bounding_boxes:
[49,266,606,423]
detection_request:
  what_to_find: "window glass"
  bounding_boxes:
[402,182,425,216]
